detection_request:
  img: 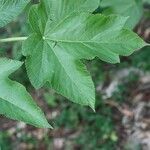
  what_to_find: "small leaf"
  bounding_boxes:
[0,0,30,27]
[0,58,52,128]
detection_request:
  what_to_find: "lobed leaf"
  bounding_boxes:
[22,0,146,109]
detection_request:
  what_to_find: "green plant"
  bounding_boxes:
[52,94,118,150]
[0,0,149,128]
[0,132,11,150]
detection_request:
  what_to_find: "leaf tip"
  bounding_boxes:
[41,118,53,129]
[145,42,150,47]
[117,58,121,63]
[47,124,54,129]
[40,122,53,129]
[89,103,96,112]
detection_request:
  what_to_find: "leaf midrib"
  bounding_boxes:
[47,42,94,106]
[46,38,137,45]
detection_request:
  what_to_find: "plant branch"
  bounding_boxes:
[0,37,28,43]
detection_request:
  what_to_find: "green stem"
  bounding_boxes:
[0,37,28,43]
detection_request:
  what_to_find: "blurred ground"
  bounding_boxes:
[0,3,150,150]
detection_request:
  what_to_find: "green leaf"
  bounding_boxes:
[0,58,52,128]
[23,33,95,110]
[22,1,145,109]
[28,0,100,34]
[0,0,30,27]
[100,0,143,29]
[41,0,100,21]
